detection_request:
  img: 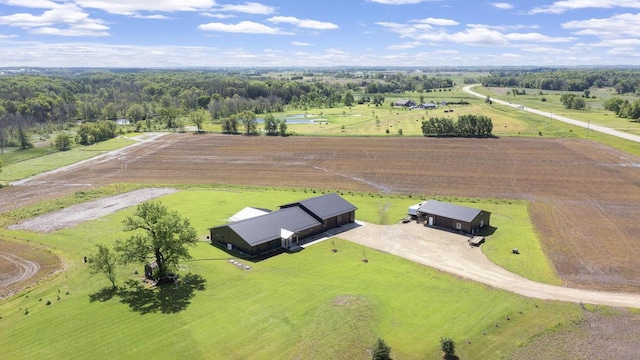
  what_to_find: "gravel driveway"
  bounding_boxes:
[340,221,640,308]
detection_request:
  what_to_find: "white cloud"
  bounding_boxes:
[505,32,575,42]
[519,45,568,54]
[411,17,458,26]
[31,26,107,36]
[201,12,235,19]
[2,0,62,9]
[444,27,510,46]
[530,0,640,14]
[291,41,312,46]
[217,2,276,15]
[198,20,282,34]
[133,14,170,19]
[469,23,540,31]
[432,49,458,55]
[562,12,640,38]
[267,16,339,30]
[606,47,640,57]
[593,38,640,47]
[492,2,513,9]
[388,41,422,50]
[73,0,216,15]
[0,3,109,36]
[376,21,419,37]
[0,34,19,38]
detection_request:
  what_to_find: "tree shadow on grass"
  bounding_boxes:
[89,273,206,314]
[118,273,206,314]
[89,286,118,303]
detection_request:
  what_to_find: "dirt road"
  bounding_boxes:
[463,84,640,143]
[341,221,640,308]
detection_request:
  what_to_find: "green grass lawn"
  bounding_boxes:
[0,188,576,359]
[0,137,136,183]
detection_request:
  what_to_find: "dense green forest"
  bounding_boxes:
[479,68,640,93]
[0,69,460,147]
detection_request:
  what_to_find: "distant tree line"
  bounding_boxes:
[421,114,493,137]
[480,68,640,93]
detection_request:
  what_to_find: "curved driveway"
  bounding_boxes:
[340,221,640,308]
[463,84,640,144]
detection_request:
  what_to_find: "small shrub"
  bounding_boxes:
[371,338,391,360]
[440,337,456,356]
[46,300,51,305]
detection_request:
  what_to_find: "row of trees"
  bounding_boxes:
[421,114,493,137]
[604,97,640,121]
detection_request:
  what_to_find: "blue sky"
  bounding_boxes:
[1,0,640,67]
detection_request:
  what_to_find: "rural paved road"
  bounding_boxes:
[463,84,640,144]
[340,221,640,308]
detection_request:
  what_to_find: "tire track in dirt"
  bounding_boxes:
[0,251,40,288]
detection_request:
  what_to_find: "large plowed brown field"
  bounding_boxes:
[3,134,640,292]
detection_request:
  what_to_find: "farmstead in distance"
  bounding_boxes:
[209,193,357,257]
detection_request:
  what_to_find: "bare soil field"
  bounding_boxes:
[2,133,640,293]
[508,308,640,360]
[0,239,61,299]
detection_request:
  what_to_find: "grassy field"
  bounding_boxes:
[477,86,640,136]
[0,136,136,183]
[0,188,577,359]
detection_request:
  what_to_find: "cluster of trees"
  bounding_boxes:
[604,97,640,121]
[421,114,493,137]
[364,74,454,93]
[480,68,640,93]
[560,93,587,110]
[77,120,117,145]
[89,201,198,288]
[0,113,33,151]
[262,113,288,136]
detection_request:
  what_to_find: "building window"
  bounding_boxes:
[456,222,462,230]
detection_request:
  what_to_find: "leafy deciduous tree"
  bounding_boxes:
[190,108,208,133]
[344,91,355,107]
[54,132,72,151]
[263,113,279,136]
[278,119,288,136]
[88,244,119,288]
[115,202,198,279]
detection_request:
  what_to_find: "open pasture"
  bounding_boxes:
[3,134,640,292]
